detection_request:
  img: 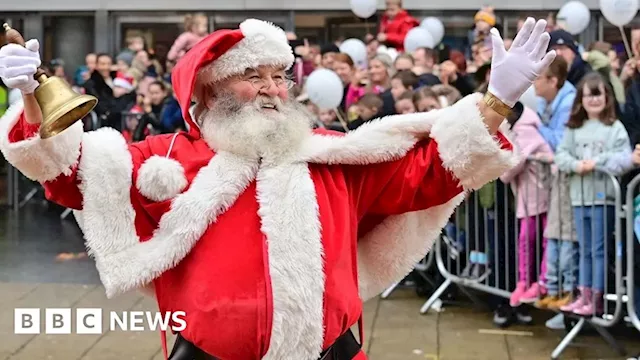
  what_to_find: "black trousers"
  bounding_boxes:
[169,329,361,360]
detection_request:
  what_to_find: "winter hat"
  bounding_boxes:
[171,19,294,139]
[116,51,135,67]
[474,6,496,26]
[320,43,340,55]
[548,30,579,55]
[113,72,135,91]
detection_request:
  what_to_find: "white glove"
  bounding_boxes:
[0,39,41,94]
[488,18,556,107]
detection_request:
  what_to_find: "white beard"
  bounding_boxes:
[198,92,314,161]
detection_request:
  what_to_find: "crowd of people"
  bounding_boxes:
[0,0,639,345]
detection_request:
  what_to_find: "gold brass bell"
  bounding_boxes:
[3,24,98,139]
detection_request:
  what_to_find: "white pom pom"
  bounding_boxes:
[136,155,188,202]
[240,19,287,42]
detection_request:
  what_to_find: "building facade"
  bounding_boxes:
[0,0,636,81]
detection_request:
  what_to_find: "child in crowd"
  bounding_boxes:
[115,52,134,78]
[121,105,143,144]
[394,90,416,114]
[167,13,208,62]
[500,101,553,307]
[529,57,579,325]
[390,70,419,102]
[348,93,384,130]
[393,53,414,72]
[412,87,441,112]
[556,72,631,316]
[316,108,345,132]
[431,84,462,107]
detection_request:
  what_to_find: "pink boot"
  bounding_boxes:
[510,282,527,307]
[560,287,589,312]
[573,290,603,316]
[520,283,547,303]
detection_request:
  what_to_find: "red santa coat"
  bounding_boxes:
[0,93,516,359]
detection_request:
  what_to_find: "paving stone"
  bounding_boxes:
[9,286,144,360]
[79,293,162,359]
[1,281,637,359]
[1,283,94,359]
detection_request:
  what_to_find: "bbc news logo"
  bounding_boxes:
[14,308,186,334]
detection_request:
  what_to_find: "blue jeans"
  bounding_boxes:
[545,238,578,295]
[573,205,615,291]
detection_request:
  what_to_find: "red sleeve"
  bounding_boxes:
[8,113,41,141]
[348,139,463,219]
[348,132,513,224]
[8,114,84,209]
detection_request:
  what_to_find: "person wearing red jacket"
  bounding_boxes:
[377,0,419,52]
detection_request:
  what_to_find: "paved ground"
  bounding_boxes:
[1,283,639,360]
[1,205,639,359]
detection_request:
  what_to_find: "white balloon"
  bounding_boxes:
[600,0,639,26]
[350,0,377,19]
[403,27,435,53]
[385,48,399,61]
[305,69,344,110]
[557,1,591,35]
[420,17,445,45]
[340,38,368,69]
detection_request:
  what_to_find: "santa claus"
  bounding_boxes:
[0,18,554,360]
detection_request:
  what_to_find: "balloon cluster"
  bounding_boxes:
[304,1,451,110]
[558,0,638,34]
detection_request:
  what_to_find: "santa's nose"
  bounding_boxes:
[258,80,281,97]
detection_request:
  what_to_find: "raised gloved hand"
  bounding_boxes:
[0,39,41,94]
[488,18,556,107]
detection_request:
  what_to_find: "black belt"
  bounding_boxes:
[168,329,361,360]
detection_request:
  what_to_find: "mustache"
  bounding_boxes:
[254,96,283,110]
[212,91,285,114]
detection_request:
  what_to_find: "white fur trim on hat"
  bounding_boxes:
[206,19,294,82]
[113,77,134,91]
[136,155,188,202]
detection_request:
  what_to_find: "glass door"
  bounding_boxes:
[114,13,186,66]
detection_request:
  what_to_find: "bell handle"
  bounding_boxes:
[3,23,47,81]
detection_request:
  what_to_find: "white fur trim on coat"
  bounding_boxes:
[207,19,294,82]
[0,101,83,182]
[136,155,188,202]
[75,128,258,298]
[297,111,437,164]
[257,161,325,360]
[430,93,520,191]
[356,193,465,301]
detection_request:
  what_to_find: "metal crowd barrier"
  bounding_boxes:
[414,160,632,359]
[381,249,436,299]
[625,173,640,333]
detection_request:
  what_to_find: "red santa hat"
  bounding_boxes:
[113,72,135,91]
[171,19,295,139]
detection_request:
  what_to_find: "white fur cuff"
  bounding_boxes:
[430,93,519,190]
[0,102,83,183]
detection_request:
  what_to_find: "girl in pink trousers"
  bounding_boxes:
[500,101,554,307]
